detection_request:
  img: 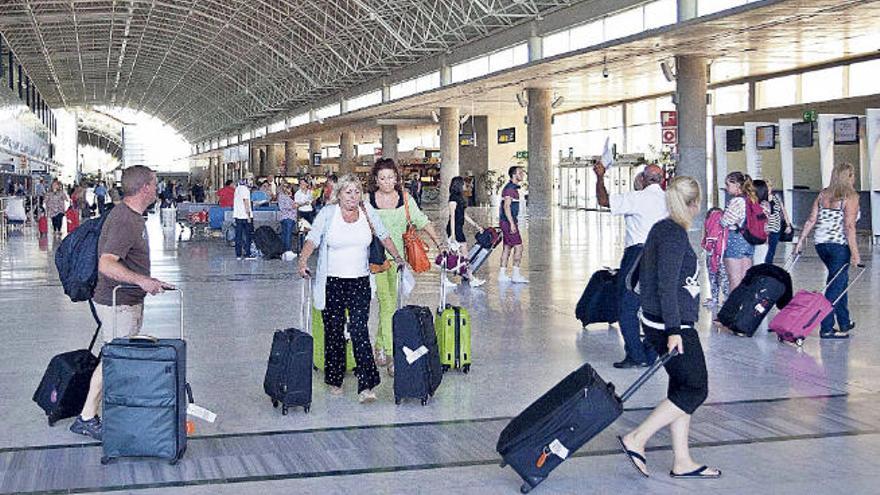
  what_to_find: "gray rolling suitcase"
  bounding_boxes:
[101,287,191,465]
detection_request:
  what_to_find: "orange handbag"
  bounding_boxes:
[402,193,431,273]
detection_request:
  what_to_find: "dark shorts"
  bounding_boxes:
[643,326,708,415]
[499,219,522,246]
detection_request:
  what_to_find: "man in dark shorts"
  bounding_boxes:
[498,166,528,283]
[69,165,174,441]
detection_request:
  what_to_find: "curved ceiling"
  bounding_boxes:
[0,0,575,142]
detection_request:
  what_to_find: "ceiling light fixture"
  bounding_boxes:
[516,90,528,108]
[551,95,565,109]
[660,60,676,82]
[431,110,439,123]
[602,55,609,79]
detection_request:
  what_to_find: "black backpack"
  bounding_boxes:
[254,225,283,259]
[55,215,109,301]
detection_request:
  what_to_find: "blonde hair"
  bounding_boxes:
[332,174,363,205]
[827,162,856,202]
[666,176,702,229]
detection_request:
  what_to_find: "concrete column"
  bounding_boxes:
[528,22,542,61]
[309,138,322,168]
[284,140,295,176]
[675,55,709,213]
[526,88,553,218]
[677,0,697,21]
[249,143,258,176]
[440,55,452,86]
[264,144,279,177]
[381,83,391,103]
[340,131,356,175]
[439,107,460,207]
[381,125,399,163]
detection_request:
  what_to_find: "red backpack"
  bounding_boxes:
[702,209,727,273]
[740,198,768,245]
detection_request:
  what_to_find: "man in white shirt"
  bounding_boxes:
[595,163,668,368]
[233,174,256,260]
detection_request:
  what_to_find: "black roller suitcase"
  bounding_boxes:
[717,262,793,337]
[393,272,443,405]
[101,288,190,465]
[264,280,313,415]
[497,353,675,493]
[254,225,284,259]
[575,269,619,328]
[33,319,101,426]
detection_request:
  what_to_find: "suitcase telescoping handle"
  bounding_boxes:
[396,264,405,311]
[618,349,679,403]
[300,277,313,335]
[830,263,868,306]
[111,285,183,340]
[783,252,801,271]
[439,251,448,312]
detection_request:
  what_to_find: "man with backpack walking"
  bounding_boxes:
[69,166,174,441]
[595,163,667,369]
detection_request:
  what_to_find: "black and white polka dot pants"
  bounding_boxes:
[323,276,380,393]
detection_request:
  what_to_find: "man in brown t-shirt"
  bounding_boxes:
[70,165,174,441]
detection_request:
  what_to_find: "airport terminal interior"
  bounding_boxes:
[2,0,880,493]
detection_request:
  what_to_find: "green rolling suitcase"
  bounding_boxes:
[435,254,472,373]
[311,308,356,373]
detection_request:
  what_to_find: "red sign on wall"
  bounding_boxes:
[662,128,678,145]
[661,110,678,127]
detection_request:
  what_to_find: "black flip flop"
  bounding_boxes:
[669,465,722,479]
[616,435,648,478]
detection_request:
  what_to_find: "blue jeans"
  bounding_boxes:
[618,245,657,364]
[280,219,295,252]
[234,219,253,258]
[765,232,780,264]
[815,243,851,333]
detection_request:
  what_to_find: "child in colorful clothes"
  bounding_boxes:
[702,208,729,309]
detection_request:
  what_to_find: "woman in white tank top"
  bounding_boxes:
[796,162,862,339]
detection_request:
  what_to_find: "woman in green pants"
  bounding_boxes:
[368,158,444,376]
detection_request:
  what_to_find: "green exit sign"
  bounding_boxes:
[515,151,528,159]
[803,110,817,122]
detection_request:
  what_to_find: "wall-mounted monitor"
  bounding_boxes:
[833,117,859,145]
[725,129,743,152]
[756,125,776,149]
[791,121,814,148]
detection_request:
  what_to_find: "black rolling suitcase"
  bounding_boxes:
[497,352,676,493]
[33,309,101,426]
[717,260,794,337]
[467,227,502,274]
[393,270,443,405]
[575,269,619,328]
[101,287,191,465]
[264,279,313,415]
[254,225,284,259]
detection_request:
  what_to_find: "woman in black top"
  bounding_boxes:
[618,176,721,480]
[445,176,486,288]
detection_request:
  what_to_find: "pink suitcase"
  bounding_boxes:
[770,263,865,346]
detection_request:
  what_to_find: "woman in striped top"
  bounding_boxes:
[796,162,861,339]
[764,181,792,264]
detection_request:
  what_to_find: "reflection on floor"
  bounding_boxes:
[1,208,878,494]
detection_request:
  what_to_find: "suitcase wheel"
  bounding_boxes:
[304,404,311,414]
[462,364,470,374]
[442,364,450,373]
[395,397,401,405]
[420,398,428,406]
[520,482,532,494]
[499,461,507,468]
[272,399,279,408]
[282,405,289,416]
[100,457,112,465]
[47,419,56,427]
[795,337,805,347]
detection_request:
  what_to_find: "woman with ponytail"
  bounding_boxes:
[720,172,756,292]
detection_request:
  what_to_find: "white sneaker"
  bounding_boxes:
[443,276,458,288]
[469,276,486,288]
[511,268,529,284]
[498,270,511,283]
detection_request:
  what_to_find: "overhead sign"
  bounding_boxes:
[803,110,818,122]
[459,133,476,147]
[497,127,516,144]
[660,110,678,128]
[515,150,528,159]
[661,128,678,145]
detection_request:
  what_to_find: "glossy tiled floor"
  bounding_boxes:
[1,208,878,494]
